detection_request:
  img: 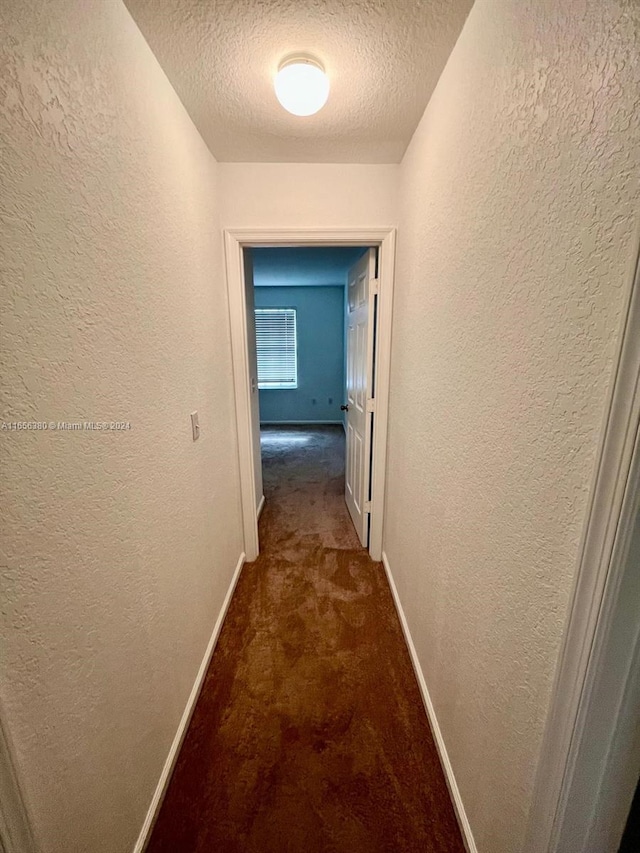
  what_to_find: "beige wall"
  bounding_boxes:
[0,2,243,852]
[219,163,398,228]
[385,1,640,851]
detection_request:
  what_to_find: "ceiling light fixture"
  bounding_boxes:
[274,56,330,117]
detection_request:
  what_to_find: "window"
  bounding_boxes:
[255,308,298,389]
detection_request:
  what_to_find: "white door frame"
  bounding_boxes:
[524,237,640,852]
[224,228,396,562]
[0,702,38,853]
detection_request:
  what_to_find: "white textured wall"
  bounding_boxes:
[0,2,243,852]
[218,163,398,228]
[385,1,640,851]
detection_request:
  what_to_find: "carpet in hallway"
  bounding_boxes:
[146,426,465,853]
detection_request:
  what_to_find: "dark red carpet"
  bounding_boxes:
[146,426,464,852]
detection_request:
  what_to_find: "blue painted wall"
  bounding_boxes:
[255,286,344,423]
[252,246,366,287]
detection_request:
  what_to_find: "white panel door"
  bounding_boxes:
[243,249,263,512]
[345,248,377,546]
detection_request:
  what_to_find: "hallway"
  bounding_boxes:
[147,426,464,852]
[4,2,640,850]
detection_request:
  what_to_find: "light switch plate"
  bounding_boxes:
[190,411,200,441]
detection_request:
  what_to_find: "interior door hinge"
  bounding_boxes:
[366,398,375,413]
[370,278,379,295]
[364,501,372,514]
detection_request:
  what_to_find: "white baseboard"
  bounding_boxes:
[381,552,478,853]
[260,420,343,426]
[257,495,265,520]
[133,551,246,853]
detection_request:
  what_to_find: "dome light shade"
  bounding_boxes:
[274,57,330,116]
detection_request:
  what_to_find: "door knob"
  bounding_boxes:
[341,405,349,411]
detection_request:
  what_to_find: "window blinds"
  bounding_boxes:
[255,308,297,389]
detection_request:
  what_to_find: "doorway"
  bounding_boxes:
[224,229,396,563]
[249,246,366,542]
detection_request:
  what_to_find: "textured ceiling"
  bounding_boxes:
[251,247,366,285]
[124,0,473,163]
